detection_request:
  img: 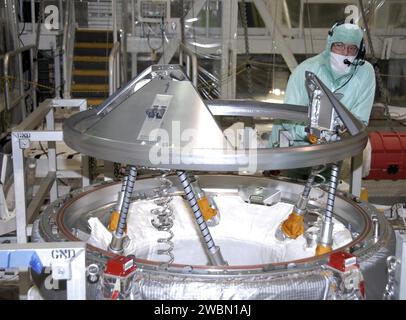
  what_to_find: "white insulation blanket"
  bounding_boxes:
[88,195,352,265]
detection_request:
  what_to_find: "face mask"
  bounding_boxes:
[330,52,356,75]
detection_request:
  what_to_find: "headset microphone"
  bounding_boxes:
[343,59,353,66]
[329,20,366,67]
[344,59,365,66]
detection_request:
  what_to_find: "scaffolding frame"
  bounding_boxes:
[11,99,90,243]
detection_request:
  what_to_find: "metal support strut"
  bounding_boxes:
[296,165,327,214]
[177,171,227,266]
[109,166,137,254]
[317,163,340,255]
[116,175,128,213]
[277,165,324,240]
[108,175,128,232]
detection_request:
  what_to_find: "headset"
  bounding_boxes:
[328,19,366,66]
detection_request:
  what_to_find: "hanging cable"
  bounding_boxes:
[271,0,280,94]
[190,0,198,55]
[358,0,394,131]
[17,0,26,47]
[305,0,315,54]
[146,23,164,51]
[239,0,253,95]
[302,2,309,59]
[0,75,55,92]
[160,17,166,64]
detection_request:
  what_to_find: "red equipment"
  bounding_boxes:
[105,256,137,277]
[366,131,406,180]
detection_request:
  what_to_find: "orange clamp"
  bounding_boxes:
[197,197,217,221]
[281,211,304,239]
[108,210,126,232]
[307,134,318,145]
[315,243,332,256]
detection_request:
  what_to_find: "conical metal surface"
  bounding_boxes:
[63,65,368,171]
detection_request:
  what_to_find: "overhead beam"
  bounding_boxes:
[220,0,239,99]
[253,0,298,72]
[158,0,207,65]
[184,0,207,21]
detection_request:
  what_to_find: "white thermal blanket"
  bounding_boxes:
[87,195,352,265]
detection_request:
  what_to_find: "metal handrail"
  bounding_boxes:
[62,0,76,98]
[109,41,121,95]
[179,43,198,87]
[2,45,37,114]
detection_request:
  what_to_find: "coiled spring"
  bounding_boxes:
[150,173,175,266]
[306,165,327,191]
